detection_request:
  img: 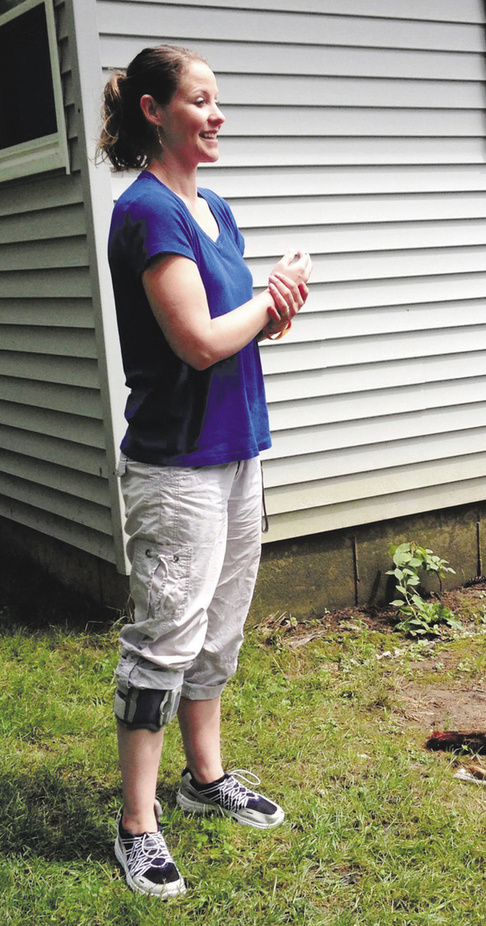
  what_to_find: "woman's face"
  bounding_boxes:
[158,61,225,167]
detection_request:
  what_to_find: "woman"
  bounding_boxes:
[98,44,312,898]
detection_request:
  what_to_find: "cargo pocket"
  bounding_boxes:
[130,540,192,631]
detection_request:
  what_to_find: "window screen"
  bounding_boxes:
[0,2,57,150]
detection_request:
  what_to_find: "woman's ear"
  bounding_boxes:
[140,94,163,127]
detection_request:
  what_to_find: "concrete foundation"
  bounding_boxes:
[252,501,484,623]
[1,501,484,622]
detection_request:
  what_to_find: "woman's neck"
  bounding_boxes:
[146,157,198,206]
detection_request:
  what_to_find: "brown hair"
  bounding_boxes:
[97,44,205,171]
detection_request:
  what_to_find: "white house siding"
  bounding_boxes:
[98,0,486,545]
[0,0,125,566]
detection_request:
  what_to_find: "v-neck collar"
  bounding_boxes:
[141,171,221,244]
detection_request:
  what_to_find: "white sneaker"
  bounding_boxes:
[115,801,185,897]
[176,768,285,829]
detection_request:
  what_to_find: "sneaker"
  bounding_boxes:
[176,768,285,829]
[115,800,186,897]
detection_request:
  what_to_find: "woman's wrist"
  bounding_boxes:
[254,284,292,341]
[263,281,292,339]
[262,285,278,314]
[263,318,292,340]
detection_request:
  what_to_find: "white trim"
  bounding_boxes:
[0,0,69,183]
[68,0,129,574]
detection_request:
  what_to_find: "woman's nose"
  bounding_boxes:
[212,103,225,124]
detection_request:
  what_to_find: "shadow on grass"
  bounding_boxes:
[0,550,123,634]
[0,769,114,861]
[0,766,179,863]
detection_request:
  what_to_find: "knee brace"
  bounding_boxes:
[114,686,181,732]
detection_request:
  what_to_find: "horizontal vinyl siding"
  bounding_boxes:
[0,3,119,564]
[99,0,486,542]
[109,0,485,19]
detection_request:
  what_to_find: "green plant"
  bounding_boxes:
[386,542,462,637]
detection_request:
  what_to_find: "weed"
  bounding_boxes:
[386,542,462,637]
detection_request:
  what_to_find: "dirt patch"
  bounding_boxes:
[260,579,486,642]
[336,580,486,635]
[399,684,486,730]
[389,583,486,733]
[261,580,486,734]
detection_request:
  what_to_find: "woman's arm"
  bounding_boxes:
[142,250,311,370]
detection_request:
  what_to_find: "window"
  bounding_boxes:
[0,0,69,181]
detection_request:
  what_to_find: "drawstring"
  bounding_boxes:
[261,463,269,534]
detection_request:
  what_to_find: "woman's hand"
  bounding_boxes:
[269,274,309,320]
[265,279,309,338]
[264,250,312,338]
[270,250,312,288]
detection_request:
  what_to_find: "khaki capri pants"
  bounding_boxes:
[115,456,262,702]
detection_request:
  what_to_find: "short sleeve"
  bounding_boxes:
[138,194,197,271]
[109,180,197,279]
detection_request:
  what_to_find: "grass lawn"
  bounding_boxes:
[1,557,486,925]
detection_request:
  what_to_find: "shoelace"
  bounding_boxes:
[203,769,262,812]
[123,830,173,879]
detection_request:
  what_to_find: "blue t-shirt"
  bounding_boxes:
[108,171,271,465]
